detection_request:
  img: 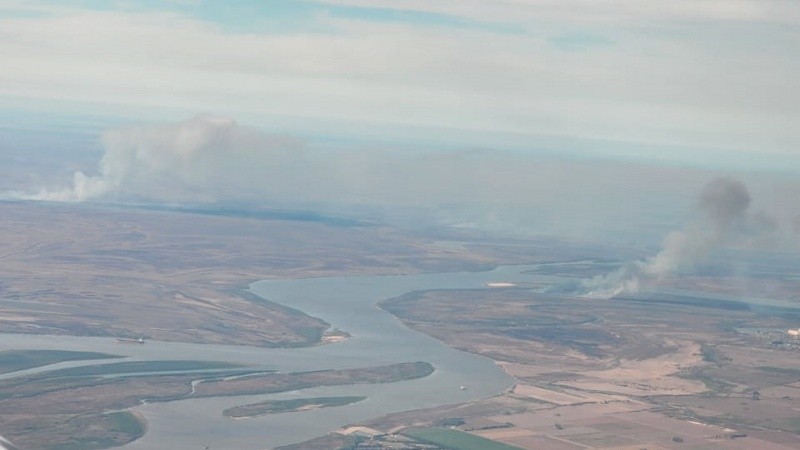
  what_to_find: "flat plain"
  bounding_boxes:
[0,200,499,347]
[3,200,799,450]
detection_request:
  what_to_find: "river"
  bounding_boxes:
[0,264,556,449]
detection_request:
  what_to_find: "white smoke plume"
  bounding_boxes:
[580,177,778,298]
[18,115,797,242]
[28,115,303,202]
[16,115,692,233]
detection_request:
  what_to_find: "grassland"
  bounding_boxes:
[402,427,523,450]
[25,411,147,450]
[193,362,434,398]
[274,433,358,450]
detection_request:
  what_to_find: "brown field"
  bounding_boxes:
[375,280,800,449]
[557,339,708,396]
[511,384,630,406]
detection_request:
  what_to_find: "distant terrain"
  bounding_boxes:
[0,200,500,347]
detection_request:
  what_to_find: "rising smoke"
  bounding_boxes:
[578,177,778,298]
[17,116,798,243]
[20,115,694,237]
[28,115,303,202]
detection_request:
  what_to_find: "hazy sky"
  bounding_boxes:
[1,0,798,170]
[1,1,799,244]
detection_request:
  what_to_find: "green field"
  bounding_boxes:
[403,427,523,450]
[0,350,120,375]
[224,395,366,418]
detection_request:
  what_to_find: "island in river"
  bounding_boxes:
[224,396,367,418]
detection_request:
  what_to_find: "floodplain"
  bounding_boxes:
[1,201,799,450]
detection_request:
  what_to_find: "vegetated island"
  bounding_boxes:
[0,359,433,450]
[224,395,366,418]
[192,361,434,397]
[0,350,121,375]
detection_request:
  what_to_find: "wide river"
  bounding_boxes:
[0,264,558,449]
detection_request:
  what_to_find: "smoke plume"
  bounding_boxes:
[28,115,303,202]
[18,116,798,243]
[579,177,777,298]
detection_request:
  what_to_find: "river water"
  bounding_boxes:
[0,264,556,449]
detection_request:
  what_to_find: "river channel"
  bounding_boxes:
[0,265,557,449]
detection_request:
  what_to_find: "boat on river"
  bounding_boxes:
[115,337,145,344]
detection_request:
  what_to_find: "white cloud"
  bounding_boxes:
[0,2,798,166]
[314,0,800,25]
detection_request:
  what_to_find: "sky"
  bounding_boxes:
[1,0,798,167]
[0,0,799,242]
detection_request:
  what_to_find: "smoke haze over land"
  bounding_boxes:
[27,115,304,203]
[9,115,692,238]
[578,177,781,298]
[11,116,800,248]
[1,0,798,241]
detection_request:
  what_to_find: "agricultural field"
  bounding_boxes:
[403,427,524,450]
[373,276,800,449]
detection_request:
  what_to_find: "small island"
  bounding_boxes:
[224,396,366,418]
